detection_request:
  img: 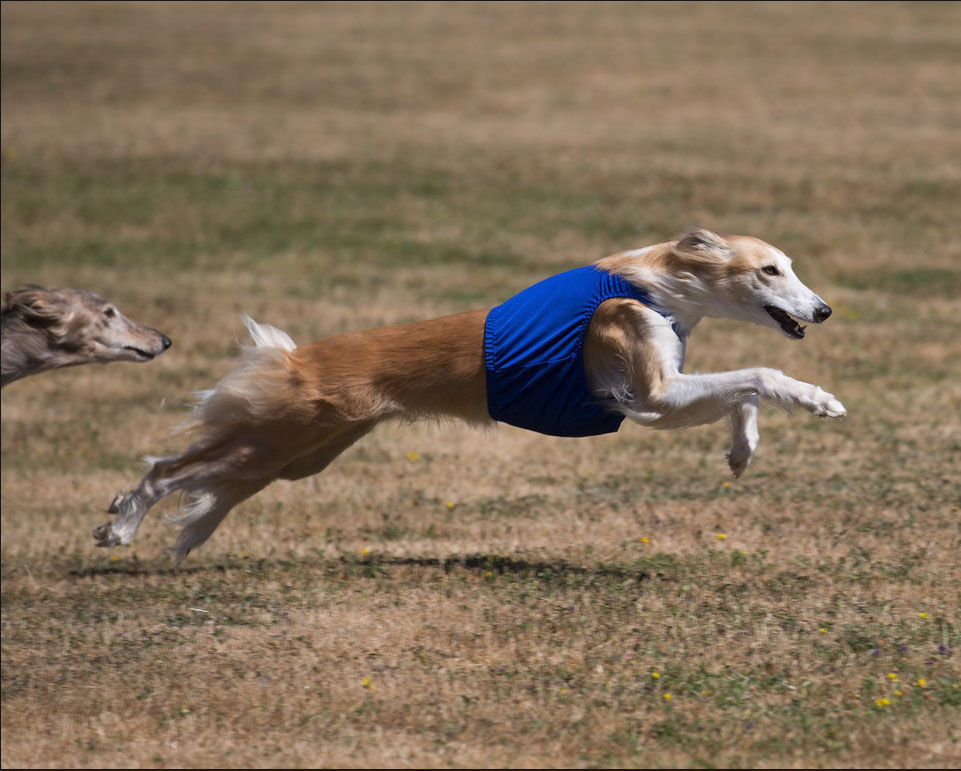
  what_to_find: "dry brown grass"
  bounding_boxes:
[2,2,960,767]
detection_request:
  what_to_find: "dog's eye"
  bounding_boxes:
[104,307,117,319]
[762,266,780,276]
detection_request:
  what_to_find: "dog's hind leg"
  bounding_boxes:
[93,443,220,549]
[92,433,277,550]
[169,422,375,557]
[94,488,154,549]
[277,421,375,481]
[94,421,377,554]
[169,476,273,559]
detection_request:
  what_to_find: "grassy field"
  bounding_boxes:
[2,1,960,767]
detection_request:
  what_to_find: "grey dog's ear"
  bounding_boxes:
[4,287,67,326]
[672,228,731,263]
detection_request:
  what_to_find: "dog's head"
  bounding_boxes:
[669,229,832,339]
[3,286,172,363]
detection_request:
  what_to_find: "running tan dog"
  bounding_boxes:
[94,229,845,558]
[1,287,171,388]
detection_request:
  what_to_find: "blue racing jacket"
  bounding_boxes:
[484,266,659,437]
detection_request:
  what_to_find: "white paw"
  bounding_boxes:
[821,395,846,418]
[92,521,123,547]
[92,519,136,547]
[805,387,847,418]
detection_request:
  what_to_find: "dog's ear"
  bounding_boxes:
[672,229,731,263]
[4,288,66,327]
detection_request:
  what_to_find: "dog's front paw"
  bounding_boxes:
[726,448,752,478]
[820,395,846,418]
[804,387,846,418]
[815,389,846,418]
[726,431,757,477]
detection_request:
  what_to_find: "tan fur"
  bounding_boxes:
[288,310,489,426]
[583,298,668,407]
[598,230,790,287]
[94,229,845,558]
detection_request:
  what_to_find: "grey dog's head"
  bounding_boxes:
[2,287,171,385]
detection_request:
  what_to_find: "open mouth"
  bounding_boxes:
[123,346,156,360]
[764,305,807,339]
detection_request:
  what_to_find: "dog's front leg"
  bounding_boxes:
[641,368,845,424]
[624,368,844,473]
[751,368,846,417]
[726,395,759,478]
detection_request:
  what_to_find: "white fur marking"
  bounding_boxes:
[242,315,297,352]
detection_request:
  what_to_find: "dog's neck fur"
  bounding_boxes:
[617,265,724,338]
[1,313,69,387]
[597,244,725,340]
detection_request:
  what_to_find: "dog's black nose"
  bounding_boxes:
[814,304,832,323]
[161,335,172,350]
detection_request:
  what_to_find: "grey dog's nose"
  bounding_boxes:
[161,335,172,350]
[814,304,832,323]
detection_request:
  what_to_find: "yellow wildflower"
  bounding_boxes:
[917,678,927,688]
[716,533,727,540]
[886,673,898,681]
[894,690,903,696]
[109,555,121,561]
[819,627,828,634]
[651,672,660,679]
[875,698,890,707]
[360,548,370,556]
[445,501,456,510]
[639,537,651,544]
[919,612,929,618]
[405,451,421,461]
[663,693,672,701]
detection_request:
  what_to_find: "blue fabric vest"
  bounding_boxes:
[484,266,657,437]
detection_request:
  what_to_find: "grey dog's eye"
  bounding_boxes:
[104,307,117,318]
[762,266,780,276]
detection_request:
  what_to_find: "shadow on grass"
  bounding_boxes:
[68,561,226,579]
[389,554,661,582]
[68,552,668,582]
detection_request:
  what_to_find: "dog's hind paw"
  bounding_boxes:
[106,491,127,514]
[92,522,123,547]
